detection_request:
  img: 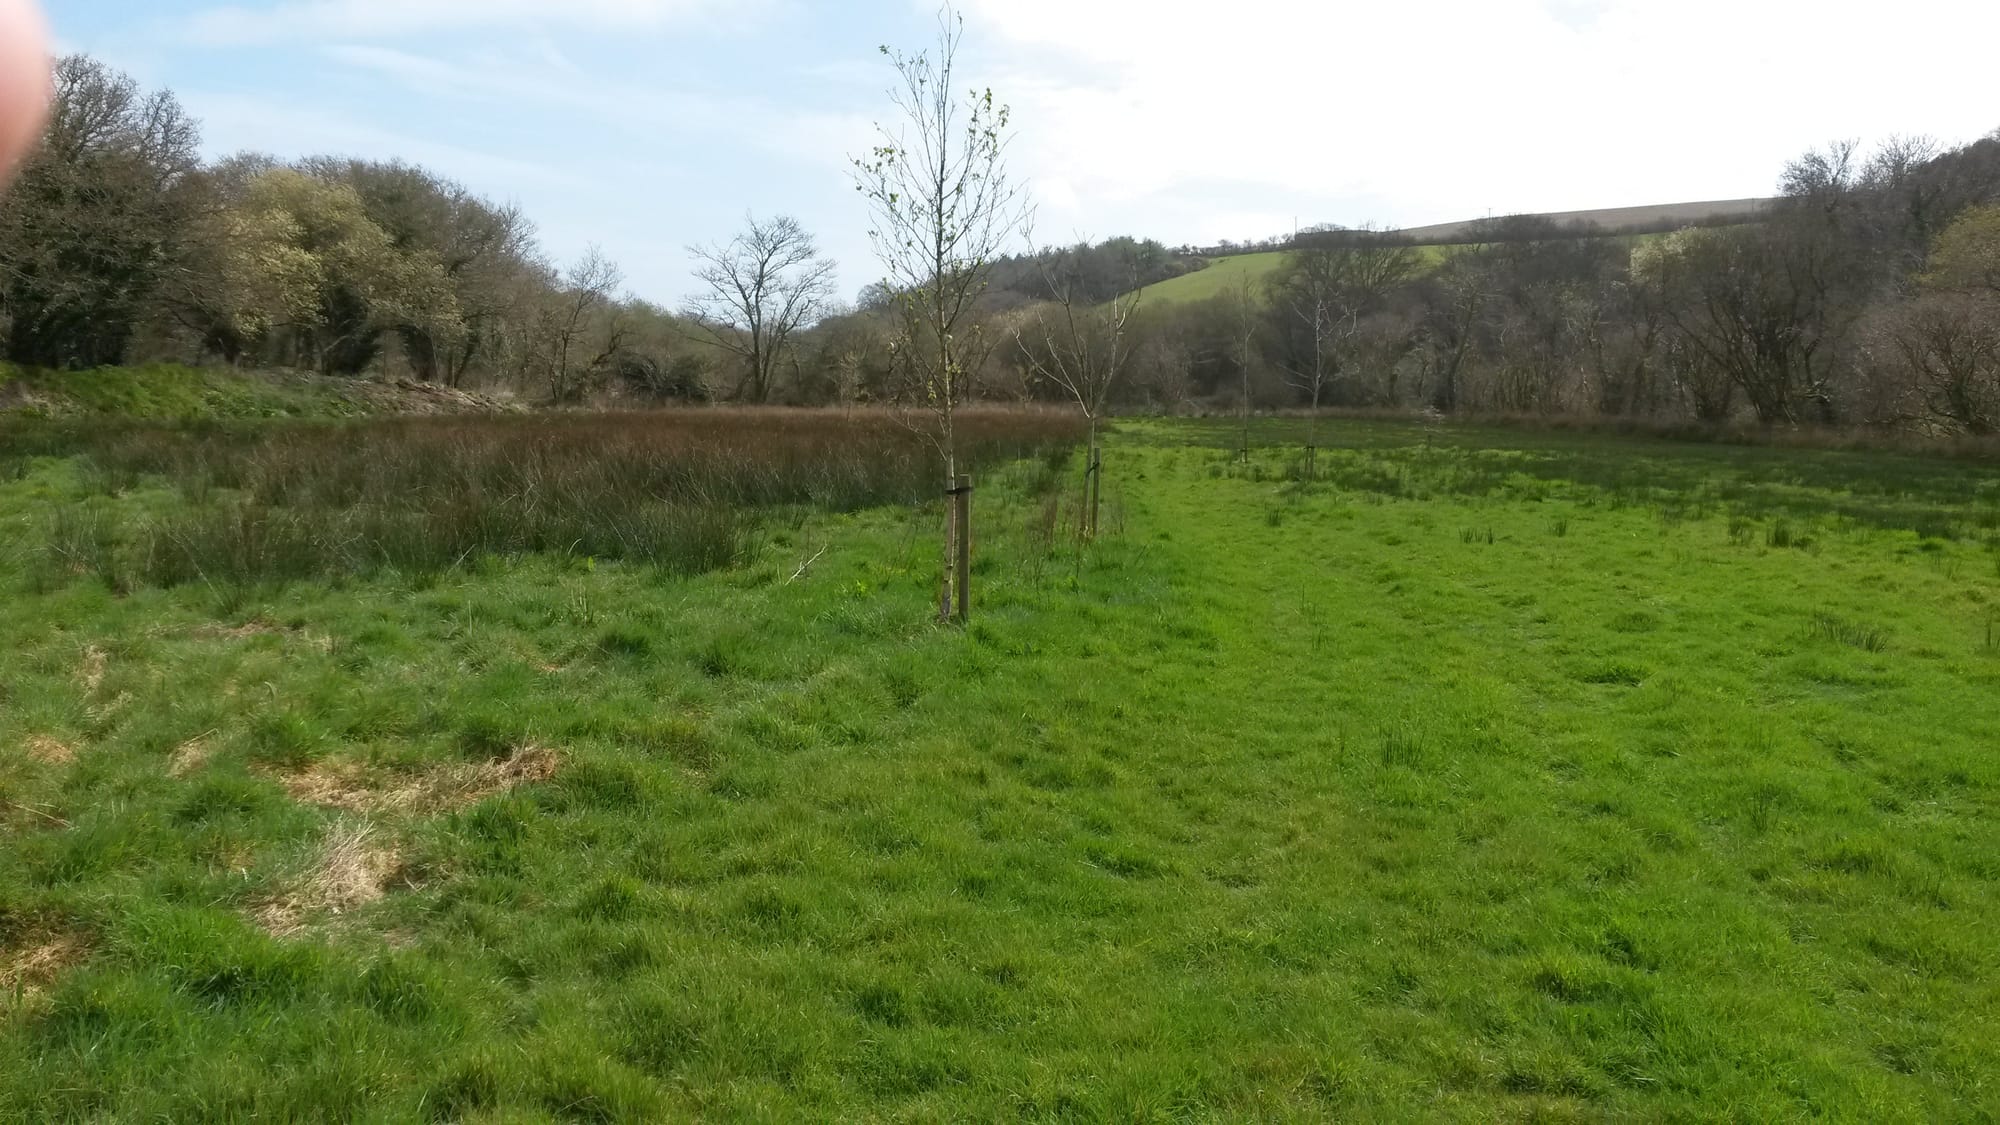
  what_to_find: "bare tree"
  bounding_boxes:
[1231,277,1259,461]
[543,246,622,403]
[1268,232,1422,477]
[1275,258,1334,479]
[1873,291,2000,434]
[1640,222,1855,425]
[1016,241,1139,539]
[852,3,1028,622]
[683,214,837,403]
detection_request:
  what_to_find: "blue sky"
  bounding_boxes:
[44,0,2000,306]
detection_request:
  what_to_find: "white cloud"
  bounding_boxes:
[959,0,2000,241]
[186,0,772,46]
[190,91,587,190]
[319,42,872,171]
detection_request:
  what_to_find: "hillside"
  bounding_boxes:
[1132,197,1766,308]
[0,363,518,420]
[1133,245,1458,308]
[1393,197,1772,244]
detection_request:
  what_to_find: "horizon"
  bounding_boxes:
[45,0,2000,306]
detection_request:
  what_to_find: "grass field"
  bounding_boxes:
[1135,247,1458,307]
[1138,233,1676,307]
[5,415,1999,1120]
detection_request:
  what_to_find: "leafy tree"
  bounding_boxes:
[222,168,416,375]
[0,56,200,368]
[314,158,540,387]
[1925,203,2000,294]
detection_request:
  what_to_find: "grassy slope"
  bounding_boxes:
[1137,233,1674,307]
[5,420,2000,1119]
[0,363,369,420]
[1136,246,1455,307]
[0,363,512,420]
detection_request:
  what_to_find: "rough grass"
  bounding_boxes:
[4,407,1083,591]
[1134,246,1457,306]
[1135,234,1675,308]
[0,361,512,421]
[1,416,1997,1120]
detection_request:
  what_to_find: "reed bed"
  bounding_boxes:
[10,407,1084,589]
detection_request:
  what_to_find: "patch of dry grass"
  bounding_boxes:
[253,824,404,939]
[76,645,106,693]
[275,745,563,815]
[190,620,334,652]
[1,931,89,1000]
[23,736,75,766]
[168,731,218,778]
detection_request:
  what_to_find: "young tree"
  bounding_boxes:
[1015,241,1139,539]
[852,3,1027,622]
[1270,246,1335,478]
[1231,277,1259,461]
[683,214,837,403]
[1268,232,1422,477]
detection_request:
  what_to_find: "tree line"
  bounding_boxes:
[0,56,720,400]
[0,54,1192,409]
[1094,133,2000,436]
[5,54,1998,436]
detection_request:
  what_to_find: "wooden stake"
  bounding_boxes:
[1087,446,1102,541]
[950,475,973,623]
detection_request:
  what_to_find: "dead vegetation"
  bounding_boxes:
[1,930,89,1001]
[252,824,405,939]
[168,732,217,778]
[76,645,106,693]
[23,736,75,766]
[190,620,335,650]
[274,745,563,815]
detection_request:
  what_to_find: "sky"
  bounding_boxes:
[42,0,2000,306]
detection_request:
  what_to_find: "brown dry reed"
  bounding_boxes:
[7,407,1083,590]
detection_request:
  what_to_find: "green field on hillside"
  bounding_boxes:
[1139,231,1679,307]
[4,416,1999,1120]
[1136,246,1456,307]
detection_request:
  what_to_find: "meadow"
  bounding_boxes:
[4,411,1999,1121]
[1134,246,1455,306]
[1136,233,1677,307]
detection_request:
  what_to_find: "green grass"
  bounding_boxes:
[5,417,2000,1120]
[1136,232,1678,308]
[1,363,378,420]
[1135,251,1290,305]
[1135,246,1456,307]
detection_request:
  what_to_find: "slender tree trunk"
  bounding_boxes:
[1239,345,1252,463]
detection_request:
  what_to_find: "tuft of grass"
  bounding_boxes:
[1809,613,1889,653]
[253,823,405,938]
[1378,727,1426,768]
[1766,519,1816,551]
